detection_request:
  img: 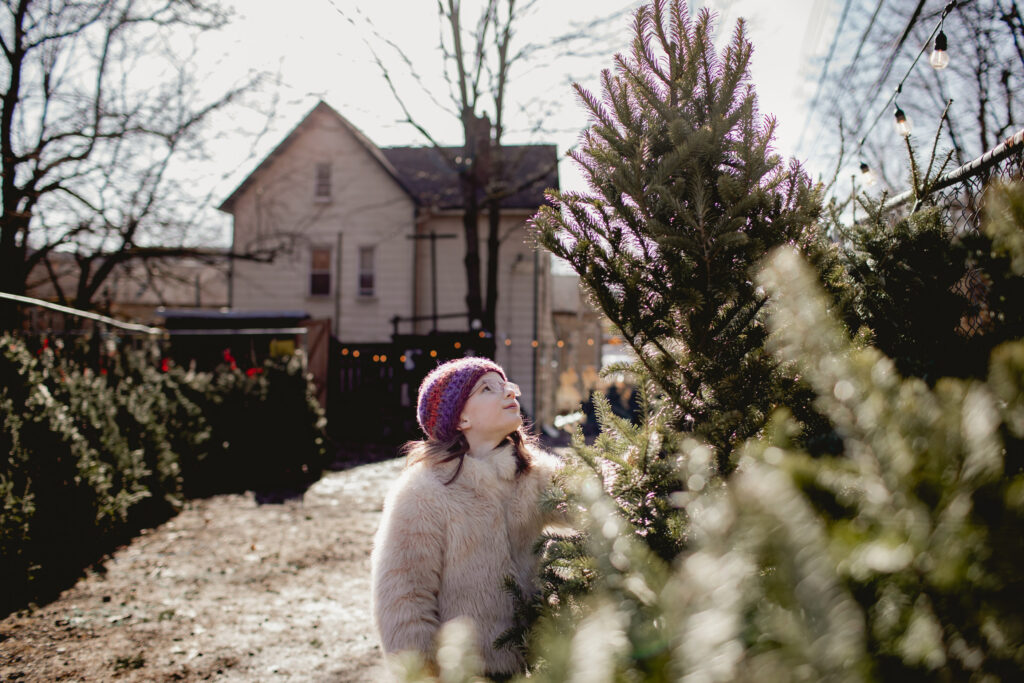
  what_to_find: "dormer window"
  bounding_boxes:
[314,162,331,201]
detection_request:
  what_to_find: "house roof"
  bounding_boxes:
[381,145,559,211]
[217,101,411,213]
[218,100,559,214]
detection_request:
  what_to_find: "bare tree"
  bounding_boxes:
[0,0,272,328]
[338,0,635,334]
[801,0,1023,190]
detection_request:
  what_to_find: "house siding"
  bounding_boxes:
[222,102,563,427]
[409,212,553,421]
[229,105,416,342]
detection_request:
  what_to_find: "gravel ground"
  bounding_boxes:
[0,457,406,682]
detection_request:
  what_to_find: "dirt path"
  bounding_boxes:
[0,457,405,682]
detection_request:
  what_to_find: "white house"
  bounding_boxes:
[217,101,560,425]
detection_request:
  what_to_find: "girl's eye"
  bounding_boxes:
[482,385,492,392]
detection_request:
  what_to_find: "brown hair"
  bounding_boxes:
[403,425,535,485]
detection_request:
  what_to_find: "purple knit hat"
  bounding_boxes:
[416,357,506,442]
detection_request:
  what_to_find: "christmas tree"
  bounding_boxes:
[531,0,830,470]
[517,235,1024,680]
[825,116,1024,386]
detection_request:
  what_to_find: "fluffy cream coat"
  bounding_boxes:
[371,442,561,675]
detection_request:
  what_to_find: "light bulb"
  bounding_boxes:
[859,162,877,186]
[930,30,949,70]
[894,106,911,137]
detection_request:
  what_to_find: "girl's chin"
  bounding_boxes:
[502,413,523,430]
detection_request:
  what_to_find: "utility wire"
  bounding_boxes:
[796,0,856,154]
[801,0,888,159]
[0,291,163,335]
[803,0,924,171]
[841,0,888,85]
[815,0,959,176]
[847,0,929,144]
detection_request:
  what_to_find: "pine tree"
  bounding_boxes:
[830,179,1024,386]
[752,245,1024,680]
[531,0,826,469]
[509,199,1024,682]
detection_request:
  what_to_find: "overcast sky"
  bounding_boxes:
[203,0,839,200]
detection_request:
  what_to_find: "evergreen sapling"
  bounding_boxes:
[531,0,827,469]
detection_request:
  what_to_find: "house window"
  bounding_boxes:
[314,162,331,200]
[310,246,332,296]
[358,246,375,297]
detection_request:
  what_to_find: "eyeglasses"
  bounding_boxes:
[470,379,521,399]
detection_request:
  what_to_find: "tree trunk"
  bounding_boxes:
[461,172,484,328]
[0,0,29,329]
[460,111,493,329]
[484,195,500,335]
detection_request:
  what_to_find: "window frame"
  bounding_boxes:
[357,245,375,298]
[309,245,332,297]
[314,162,331,202]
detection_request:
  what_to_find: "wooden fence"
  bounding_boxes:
[327,332,497,446]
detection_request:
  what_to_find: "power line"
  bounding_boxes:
[799,0,831,59]
[842,0,887,83]
[847,0,929,144]
[800,0,888,159]
[0,292,162,335]
[796,0,856,154]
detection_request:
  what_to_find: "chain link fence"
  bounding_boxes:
[881,129,1024,337]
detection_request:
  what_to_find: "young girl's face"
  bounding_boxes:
[458,371,523,443]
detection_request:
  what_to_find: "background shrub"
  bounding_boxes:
[0,335,326,616]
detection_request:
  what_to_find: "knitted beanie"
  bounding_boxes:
[416,357,506,442]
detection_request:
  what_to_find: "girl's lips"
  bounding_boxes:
[504,401,519,410]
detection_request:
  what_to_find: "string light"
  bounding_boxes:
[930,30,949,69]
[859,160,877,186]
[504,338,512,346]
[841,1,958,173]
[894,104,911,137]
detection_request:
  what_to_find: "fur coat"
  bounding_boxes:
[371,442,561,675]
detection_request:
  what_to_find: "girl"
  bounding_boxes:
[371,357,562,679]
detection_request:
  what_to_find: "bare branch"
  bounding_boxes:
[327,0,457,119]
[0,0,267,320]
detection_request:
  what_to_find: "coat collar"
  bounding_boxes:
[464,441,518,482]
